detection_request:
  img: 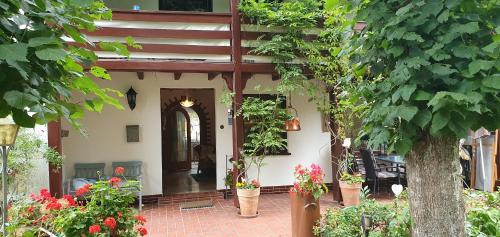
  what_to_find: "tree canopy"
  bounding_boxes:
[0,0,139,129]
[351,0,500,153]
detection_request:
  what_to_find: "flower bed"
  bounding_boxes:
[9,167,147,236]
[313,189,500,237]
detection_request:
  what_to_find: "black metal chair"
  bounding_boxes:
[359,149,401,193]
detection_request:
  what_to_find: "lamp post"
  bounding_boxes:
[0,116,19,237]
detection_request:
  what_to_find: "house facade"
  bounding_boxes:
[47,0,339,200]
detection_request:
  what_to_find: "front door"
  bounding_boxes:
[164,107,191,172]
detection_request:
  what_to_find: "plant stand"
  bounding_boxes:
[290,192,321,237]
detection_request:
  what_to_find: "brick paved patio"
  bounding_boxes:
[141,192,393,237]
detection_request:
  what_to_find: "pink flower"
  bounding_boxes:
[134,215,147,224]
[109,177,121,187]
[76,184,91,196]
[137,226,148,236]
[115,166,125,175]
[89,224,101,234]
[104,217,117,230]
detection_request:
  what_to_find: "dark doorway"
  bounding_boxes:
[161,89,216,194]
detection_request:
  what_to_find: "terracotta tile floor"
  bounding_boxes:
[141,193,394,237]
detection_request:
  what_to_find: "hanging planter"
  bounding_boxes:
[285,94,301,131]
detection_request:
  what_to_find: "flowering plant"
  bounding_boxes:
[8,167,147,237]
[290,164,328,200]
[236,179,261,190]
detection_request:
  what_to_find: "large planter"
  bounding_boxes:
[290,192,321,237]
[237,188,260,217]
[339,181,362,206]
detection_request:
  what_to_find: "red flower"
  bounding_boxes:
[40,189,51,199]
[27,206,35,213]
[89,224,101,234]
[104,217,117,230]
[137,226,148,236]
[76,184,92,196]
[109,177,121,187]
[45,198,62,210]
[63,194,76,206]
[134,215,147,224]
[115,166,125,175]
[117,211,123,217]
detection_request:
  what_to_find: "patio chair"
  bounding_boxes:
[359,149,400,193]
[66,163,105,195]
[111,161,143,211]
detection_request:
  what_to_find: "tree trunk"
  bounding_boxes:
[406,135,465,237]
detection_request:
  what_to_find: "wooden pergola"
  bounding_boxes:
[47,0,344,204]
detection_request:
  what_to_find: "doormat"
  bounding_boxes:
[180,200,214,210]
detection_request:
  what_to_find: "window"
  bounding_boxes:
[159,0,213,12]
[243,94,290,155]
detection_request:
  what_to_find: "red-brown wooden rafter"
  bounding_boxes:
[70,42,232,55]
[112,10,232,24]
[85,28,231,39]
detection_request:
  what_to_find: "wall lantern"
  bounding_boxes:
[0,115,19,237]
[126,87,137,110]
[284,94,301,131]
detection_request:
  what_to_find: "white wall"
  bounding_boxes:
[62,72,332,195]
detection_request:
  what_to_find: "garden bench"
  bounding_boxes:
[66,163,105,195]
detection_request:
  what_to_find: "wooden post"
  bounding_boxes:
[47,120,63,198]
[230,0,244,207]
[329,92,342,203]
[494,130,499,191]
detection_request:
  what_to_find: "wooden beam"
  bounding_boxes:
[242,73,253,89]
[208,72,219,80]
[112,10,232,24]
[221,72,233,91]
[48,120,63,198]
[70,43,232,55]
[174,72,182,80]
[96,60,234,73]
[241,63,276,73]
[136,71,144,80]
[85,27,232,39]
[231,0,244,208]
[329,92,343,203]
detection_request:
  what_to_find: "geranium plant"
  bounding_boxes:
[8,167,147,237]
[290,164,328,200]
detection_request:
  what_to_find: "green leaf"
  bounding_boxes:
[437,9,449,23]
[28,36,60,47]
[414,90,433,101]
[394,138,412,155]
[397,106,418,121]
[452,22,480,34]
[3,91,38,109]
[428,64,456,76]
[452,45,479,58]
[12,109,36,128]
[469,60,495,74]
[402,32,424,42]
[388,46,404,57]
[90,66,111,80]
[63,24,88,44]
[430,111,450,135]
[396,3,413,16]
[413,110,432,128]
[482,74,500,89]
[0,43,28,62]
[35,48,67,61]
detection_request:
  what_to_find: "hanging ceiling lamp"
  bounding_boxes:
[284,93,301,131]
[180,90,194,108]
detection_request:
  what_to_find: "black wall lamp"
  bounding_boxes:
[126,87,137,110]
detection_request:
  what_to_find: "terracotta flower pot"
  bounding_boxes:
[237,188,260,217]
[339,181,362,206]
[290,192,321,237]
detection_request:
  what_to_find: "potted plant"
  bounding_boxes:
[289,164,328,237]
[338,138,364,206]
[234,96,290,217]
